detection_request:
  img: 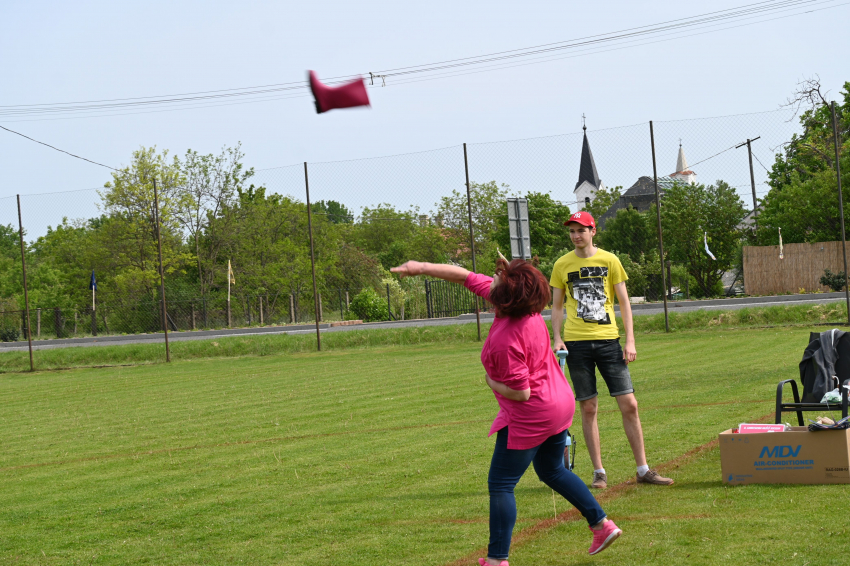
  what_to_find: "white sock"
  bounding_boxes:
[594,468,606,475]
[637,465,650,477]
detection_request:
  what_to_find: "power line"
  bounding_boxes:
[0,125,117,171]
[752,152,773,171]
[687,145,739,169]
[0,0,844,121]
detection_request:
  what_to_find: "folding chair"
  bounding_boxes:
[775,331,850,425]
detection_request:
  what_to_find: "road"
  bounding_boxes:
[1,292,846,351]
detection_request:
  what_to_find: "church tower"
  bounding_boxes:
[670,142,697,185]
[574,118,605,210]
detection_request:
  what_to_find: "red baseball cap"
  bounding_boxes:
[564,211,596,228]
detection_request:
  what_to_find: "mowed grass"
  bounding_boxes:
[0,299,847,373]
[1,327,849,565]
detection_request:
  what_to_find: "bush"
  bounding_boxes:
[349,288,389,322]
[820,269,846,292]
[0,327,20,342]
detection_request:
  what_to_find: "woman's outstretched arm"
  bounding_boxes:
[390,261,470,284]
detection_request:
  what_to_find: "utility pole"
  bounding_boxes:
[735,136,761,225]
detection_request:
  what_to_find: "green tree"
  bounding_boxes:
[312,200,353,224]
[0,224,19,261]
[596,205,658,261]
[493,191,573,264]
[176,144,253,299]
[661,181,746,297]
[352,204,419,271]
[100,146,192,298]
[585,185,623,220]
[756,80,849,245]
[434,181,509,269]
[209,186,340,315]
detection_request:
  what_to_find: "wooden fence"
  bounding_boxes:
[744,241,849,295]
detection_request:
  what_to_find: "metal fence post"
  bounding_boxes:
[304,162,321,350]
[463,143,482,341]
[649,121,670,332]
[152,178,170,362]
[386,283,392,321]
[16,195,33,371]
[830,101,849,325]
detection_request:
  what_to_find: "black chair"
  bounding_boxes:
[775,331,850,425]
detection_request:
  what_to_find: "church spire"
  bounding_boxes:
[675,140,689,174]
[575,117,601,191]
[670,139,697,185]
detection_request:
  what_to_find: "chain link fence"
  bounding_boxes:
[2,100,847,367]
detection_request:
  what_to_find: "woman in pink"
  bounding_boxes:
[391,258,621,565]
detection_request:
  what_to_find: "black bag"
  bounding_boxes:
[799,330,850,403]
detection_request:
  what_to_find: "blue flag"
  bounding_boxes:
[89,271,97,291]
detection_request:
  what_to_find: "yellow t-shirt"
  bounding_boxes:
[549,248,628,340]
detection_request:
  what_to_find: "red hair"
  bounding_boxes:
[489,258,551,317]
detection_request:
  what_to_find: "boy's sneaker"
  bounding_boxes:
[636,469,674,485]
[590,471,607,489]
[588,520,622,555]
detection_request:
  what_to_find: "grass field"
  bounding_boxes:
[0,300,847,373]
[2,325,850,565]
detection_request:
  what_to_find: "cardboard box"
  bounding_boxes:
[719,426,850,485]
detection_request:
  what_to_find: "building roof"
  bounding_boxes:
[575,127,601,191]
[597,175,678,229]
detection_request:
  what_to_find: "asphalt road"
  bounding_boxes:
[1,292,846,352]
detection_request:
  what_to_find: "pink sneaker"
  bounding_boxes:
[588,519,621,555]
[478,559,509,566]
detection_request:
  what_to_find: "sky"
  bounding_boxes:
[1,0,848,234]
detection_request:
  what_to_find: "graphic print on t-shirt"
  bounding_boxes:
[567,267,611,325]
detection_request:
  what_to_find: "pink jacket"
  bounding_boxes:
[465,272,575,449]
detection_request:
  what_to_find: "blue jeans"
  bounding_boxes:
[487,427,606,560]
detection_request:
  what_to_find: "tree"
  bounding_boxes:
[585,186,623,221]
[661,181,746,297]
[596,205,657,262]
[209,186,340,316]
[352,204,419,270]
[176,144,253,299]
[312,200,353,224]
[493,191,573,264]
[756,80,849,245]
[0,224,18,261]
[434,181,509,268]
[99,146,192,298]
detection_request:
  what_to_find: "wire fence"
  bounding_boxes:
[2,101,847,369]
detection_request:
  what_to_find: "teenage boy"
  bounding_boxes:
[550,211,673,489]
